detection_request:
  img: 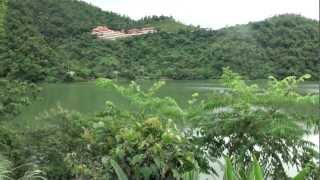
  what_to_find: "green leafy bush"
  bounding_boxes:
[0,80,39,120]
[191,68,318,178]
[0,80,44,179]
[22,85,205,179]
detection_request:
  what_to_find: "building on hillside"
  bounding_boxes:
[127,27,156,35]
[91,26,156,40]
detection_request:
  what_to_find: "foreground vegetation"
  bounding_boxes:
[0,0,318,82]
[0,69,318,179]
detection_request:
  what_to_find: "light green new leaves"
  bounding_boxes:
[248,157,264,180]
[97,78,184,120]
[224,157,237,180]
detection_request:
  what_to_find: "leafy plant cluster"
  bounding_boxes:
[190,68,319,179]
[0,79,39,120]
[0,0,318,82]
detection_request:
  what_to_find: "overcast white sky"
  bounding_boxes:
[82,0,318,29]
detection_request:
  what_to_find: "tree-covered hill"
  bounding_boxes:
[137,16,197,32]
[0,0,318,82]
[109,14,318,80]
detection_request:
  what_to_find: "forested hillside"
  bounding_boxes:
[0,0,318,82]
[137,16,197,32]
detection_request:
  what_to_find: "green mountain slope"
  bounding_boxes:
[1,0,140,81]
[138,16,197,32]
[0,0,318,82]
[112,14,318,79]
[6,0,139,42]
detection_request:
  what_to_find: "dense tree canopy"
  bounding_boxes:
[0,0,318,82]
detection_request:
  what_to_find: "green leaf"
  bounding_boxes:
[131,154,145,165]
[110,159,128,180]
[153,157,162,169]
[293,166,310,180]
[140,167,153,180]
[223,157,237,180]
[251,157,264,180]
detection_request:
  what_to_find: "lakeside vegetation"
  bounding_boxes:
[0,0,319,179]
[0,69,319,179]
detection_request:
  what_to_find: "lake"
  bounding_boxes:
[17,80,223,127]
[17,80,318,126]
[15,80,319,178]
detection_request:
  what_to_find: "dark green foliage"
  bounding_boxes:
[8,0,137,41]
[0,79,39,120]
[104,118,198,179]
[20,92,202,179]
[0,0,7,72]
[1,0,139,82]
[0,79,44,179]
[137,15,197,32]
[23,107,86,179]
[1,0,318,82]
[118,14,318,80]
[2,0,62,82]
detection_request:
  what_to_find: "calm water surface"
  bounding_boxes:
[18,80,318,124]
[18,80,223,125]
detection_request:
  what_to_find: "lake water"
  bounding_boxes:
[17,80,318,126]
[17,80,224,126]
[16,80,319,178]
